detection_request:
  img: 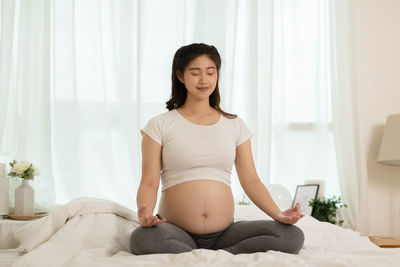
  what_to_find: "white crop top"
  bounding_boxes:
[140,109,253,191]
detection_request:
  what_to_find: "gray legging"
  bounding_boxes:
[130,220,304,255]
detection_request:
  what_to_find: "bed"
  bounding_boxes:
[1,197,399,267]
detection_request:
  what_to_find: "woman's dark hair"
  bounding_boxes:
[165,43,237,119]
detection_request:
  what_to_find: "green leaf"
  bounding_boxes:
[310,195,348,225]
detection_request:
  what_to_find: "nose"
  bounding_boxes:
[199,73,207,84]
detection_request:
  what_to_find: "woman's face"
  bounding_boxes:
[177,55,218,101]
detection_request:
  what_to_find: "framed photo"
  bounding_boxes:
[292,184,319,216]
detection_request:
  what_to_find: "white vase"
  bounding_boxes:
[0,176,9,216]
[15,179,34,215]
[0,163,9,216]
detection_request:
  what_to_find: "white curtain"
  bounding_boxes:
[329,0,369,234]
[1,0,340,214]
[0,0,55,212]
[267,1,340,199]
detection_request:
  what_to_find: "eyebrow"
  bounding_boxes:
[187,67,216,71]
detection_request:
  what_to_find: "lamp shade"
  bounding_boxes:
[378,114,400,166]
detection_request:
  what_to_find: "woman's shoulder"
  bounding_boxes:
[221,113,251,133]
[221,112,244,124]
[146,109,177,124]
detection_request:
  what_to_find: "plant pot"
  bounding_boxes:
[15,179,34,215]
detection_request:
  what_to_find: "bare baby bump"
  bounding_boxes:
[158,180,235,234]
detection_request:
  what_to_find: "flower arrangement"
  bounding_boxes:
[8,160,40,180]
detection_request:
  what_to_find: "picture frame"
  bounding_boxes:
[292,184,320,216]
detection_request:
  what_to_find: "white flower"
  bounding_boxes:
[12,161,31,174]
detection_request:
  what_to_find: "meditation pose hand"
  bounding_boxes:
[274,202,305,225]
[138,204,167,227]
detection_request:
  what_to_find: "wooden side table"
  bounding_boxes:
[369,236,400,248]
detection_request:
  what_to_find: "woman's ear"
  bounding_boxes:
[176,71,184,84]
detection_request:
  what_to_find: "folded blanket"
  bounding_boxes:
[14,197,140,254]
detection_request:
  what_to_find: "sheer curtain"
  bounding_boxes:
[268,1,340,198]
[1,0,340,214]
[329,0,369,234]
[0,0,55,211]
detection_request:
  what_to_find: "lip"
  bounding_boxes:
[197,87,209,91]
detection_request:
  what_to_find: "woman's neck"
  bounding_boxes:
[178,100,215,116]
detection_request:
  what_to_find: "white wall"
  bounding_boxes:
[354,0,400,237]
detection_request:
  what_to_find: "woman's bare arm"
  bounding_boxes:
[235,139,304,224]
[136,134,166,226]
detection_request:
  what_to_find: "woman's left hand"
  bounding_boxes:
[274,202,305,225]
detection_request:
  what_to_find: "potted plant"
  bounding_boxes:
[308,196,348,226]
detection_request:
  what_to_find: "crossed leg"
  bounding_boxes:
[130,222,197,255]
[212,220,305,255]
[130,220,304,255]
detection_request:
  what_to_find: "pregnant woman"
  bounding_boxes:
[130,43,305,255]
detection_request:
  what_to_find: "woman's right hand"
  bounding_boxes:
[138,204,167,227]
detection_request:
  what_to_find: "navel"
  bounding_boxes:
[201,213,208,219]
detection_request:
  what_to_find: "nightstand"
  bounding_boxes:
[369,236,400,248]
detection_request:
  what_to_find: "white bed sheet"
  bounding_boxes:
[0,249,20,267]
[2,197,399,267]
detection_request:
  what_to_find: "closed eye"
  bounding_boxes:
[190,72,215,76]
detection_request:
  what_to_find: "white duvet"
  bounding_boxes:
[9,197,400,267]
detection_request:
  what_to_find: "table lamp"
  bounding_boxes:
[378,114,400,166]
[377,114,400,239]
